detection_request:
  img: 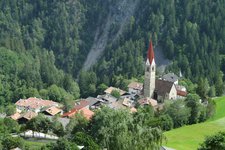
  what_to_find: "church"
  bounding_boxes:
[143,40,179,101]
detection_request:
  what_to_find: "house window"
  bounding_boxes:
[152,66,154,71]
[147,66,150,72]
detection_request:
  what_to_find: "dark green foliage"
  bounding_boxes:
[45,138,79,150]
[158,114,174,131]
[166,100,191,128]
[198,132,225,150]
[2,136,25,150]
[78,71,97,98]
[110,90,120,99]
[26,115,52,133]
[185,94,201,124]
[5,104,16,116]
[72,132,100,150]
[90,107,163,150]
[206,99,216,119]
[3,118,20,133]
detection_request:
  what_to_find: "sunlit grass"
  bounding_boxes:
[164,96,225,150]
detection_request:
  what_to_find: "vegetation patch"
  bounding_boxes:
[164,96,225,150]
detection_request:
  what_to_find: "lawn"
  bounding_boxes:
[25,140,46,150]
[164,96,225,150]
[24,138,56,150]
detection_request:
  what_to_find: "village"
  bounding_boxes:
[6,41,188,143]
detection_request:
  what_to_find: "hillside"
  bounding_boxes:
[0,1,224,100]
[164,97,225,150]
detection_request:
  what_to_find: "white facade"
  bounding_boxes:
[144,58,156,98]
[168,84,177,100]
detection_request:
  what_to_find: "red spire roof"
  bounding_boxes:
[147,40,155,64]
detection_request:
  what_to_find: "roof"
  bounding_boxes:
[74,100,89,110]
[177,90,187,97]
[122,98,134,107]
[62,107,94,120]
[86,97,99,106]
[128,82,143,90]
[147,40,155,64]
[62,100,90,118]
[155,79,174,97]
[44,106,62,116]
[15,97,58,110]
[138,97,158,107]
[130,107,137,113]
[104,87,126,96]
[79,108,94,120]
[108,100,125,110]
[162,73,179,83]
[10,112,21,120]
[20,111,38,120]
[62,108,78,118]
[98,94,118,103]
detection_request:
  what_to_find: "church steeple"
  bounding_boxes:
[144,39,156,98]
[147,40,155,64]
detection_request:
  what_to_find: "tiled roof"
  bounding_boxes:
[138,97,158,107]
[130,107,137,113]
[61,108,77,118]
[79,108,94,120]
[128,82,143,90]
[10,112,21,120]
[62,107,94,120]
[86,97,99,106]
[44,106,62,116]
[15,97,58,110]
[177,90,187,97]
[74,100,89,110]
[162,73,179,83]
[155,79,174,97]
[104,87,126,96]
[20,111,38,120]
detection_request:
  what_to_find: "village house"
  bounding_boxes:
[176,85,188,99]
[62,107,94,120]
[128,82,143,95]
[104,86,126,96]
[86,97,101,109]
[62,99,95,120]
[15,97,60,113]
[155,79,177,101]
[97,94,118,104]
[17,111,38,124]
[138,97,158,108]
[43,106,63,116]
[161,73,179,85]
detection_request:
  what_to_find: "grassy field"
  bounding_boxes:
[24,138,56,150]
[164,96,225,150]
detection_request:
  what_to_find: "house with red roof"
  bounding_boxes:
[62,107,94,120]
[62,100,94,120]
[15,97,59,113]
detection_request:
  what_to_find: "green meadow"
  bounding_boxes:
[164,96,225,150]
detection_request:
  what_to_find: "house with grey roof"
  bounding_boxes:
[162,73,179,85]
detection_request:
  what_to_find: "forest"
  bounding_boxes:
[0,0,224,102]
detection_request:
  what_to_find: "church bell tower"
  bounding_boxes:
[144,40,156,98]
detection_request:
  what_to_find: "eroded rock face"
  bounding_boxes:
[82,0,139,71]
